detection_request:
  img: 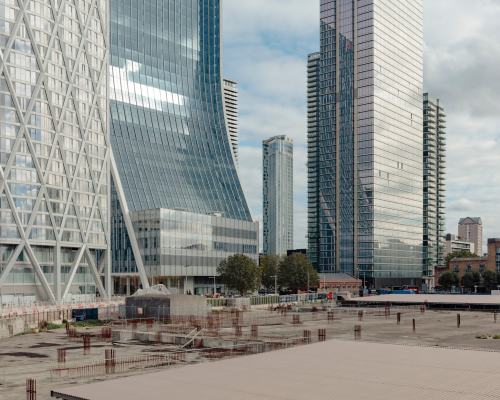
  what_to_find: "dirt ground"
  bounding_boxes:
[1,308,500,400]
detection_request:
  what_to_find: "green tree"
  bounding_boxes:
[217,254,260,296]
[482,270,498,291]
[461,271,481,291]
[260,255,281,292]
[278,253,319,293]
[472,271,481,287]
[461,273,474,290]
[438,272,459,290]
[445,250,476,267]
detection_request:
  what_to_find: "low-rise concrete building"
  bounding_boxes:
[444,234,475,258]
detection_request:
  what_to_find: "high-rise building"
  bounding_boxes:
[109,0,258,295]
[263,136,293,256]
[423,94,446,279]
[458,218,483,256]
[0,0,111,303]
[310,0,424,287]
[223,79,239,164]
[307,52,321,268]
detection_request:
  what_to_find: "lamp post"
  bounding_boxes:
[184,265,190,294]
[271,275,278,295]
[210,276,217,296]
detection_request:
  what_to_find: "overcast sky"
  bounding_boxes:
[223,0,500,252]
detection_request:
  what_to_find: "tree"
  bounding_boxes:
[217,254,260,296]
[482,270,498,291]
[278,253,319,293]
[260,255,281,292]
[445,250,477,267]
[461,273,474,290]
[461,271,481,291]
[438,272,459,290]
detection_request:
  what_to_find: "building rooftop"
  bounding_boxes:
[459,217,483,225]
[451,256,488,262]
[51,340,500,400]
[319,273,362,282]
[350,294,500,306]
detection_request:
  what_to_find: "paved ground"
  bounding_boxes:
[2,308,500,400]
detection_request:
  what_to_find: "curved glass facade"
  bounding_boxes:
[109,0,257,287]
[110,0,251,220]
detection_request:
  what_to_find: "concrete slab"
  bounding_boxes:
[349,294,500,306]
[51,339,500,400]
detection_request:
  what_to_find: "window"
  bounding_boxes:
[466,265,472,273]
[453,265,459,273]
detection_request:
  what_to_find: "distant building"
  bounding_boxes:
[423,94,446,278]
[438,239,500,282]
[318,273,362,296]
[458,218,483,255]
[287,249,307,257]
[444,234,475,258]
[223,79,239,164]
[307,52,321,269]
[263,136,294,256]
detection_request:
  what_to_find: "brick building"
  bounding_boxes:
[437,239,500,281]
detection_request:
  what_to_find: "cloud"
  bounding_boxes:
[425,0,500,249]
[223,0,319,249]
[225,0,500,252]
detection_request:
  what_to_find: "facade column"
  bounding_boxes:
[55,243,62,302]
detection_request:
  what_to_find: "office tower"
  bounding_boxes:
[458,218,483,256]
[263,136,294,256]
[307,52,321,268]
[0,0,110,302]
[110,0,258,295]
[313,0,424,287]
[423,94,446,279]
[223,79,239,163]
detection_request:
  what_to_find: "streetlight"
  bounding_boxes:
[210,276,217,296]
[184,265,190,294]
[271,275,278,295]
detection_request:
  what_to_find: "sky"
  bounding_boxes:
[223,0,500,252]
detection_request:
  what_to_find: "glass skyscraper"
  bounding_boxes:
[423,94,446,282]
[310,0,424,287]
[109,0,257,293]
[0,0,110,303]
[263,136,293,256]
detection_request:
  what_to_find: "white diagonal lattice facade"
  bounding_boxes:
[0,0,111,302]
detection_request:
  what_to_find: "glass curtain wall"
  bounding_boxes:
[318,0,424,285]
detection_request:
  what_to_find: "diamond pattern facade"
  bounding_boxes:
[0,0,111,302]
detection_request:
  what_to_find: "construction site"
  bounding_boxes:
[2,298,500,400]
